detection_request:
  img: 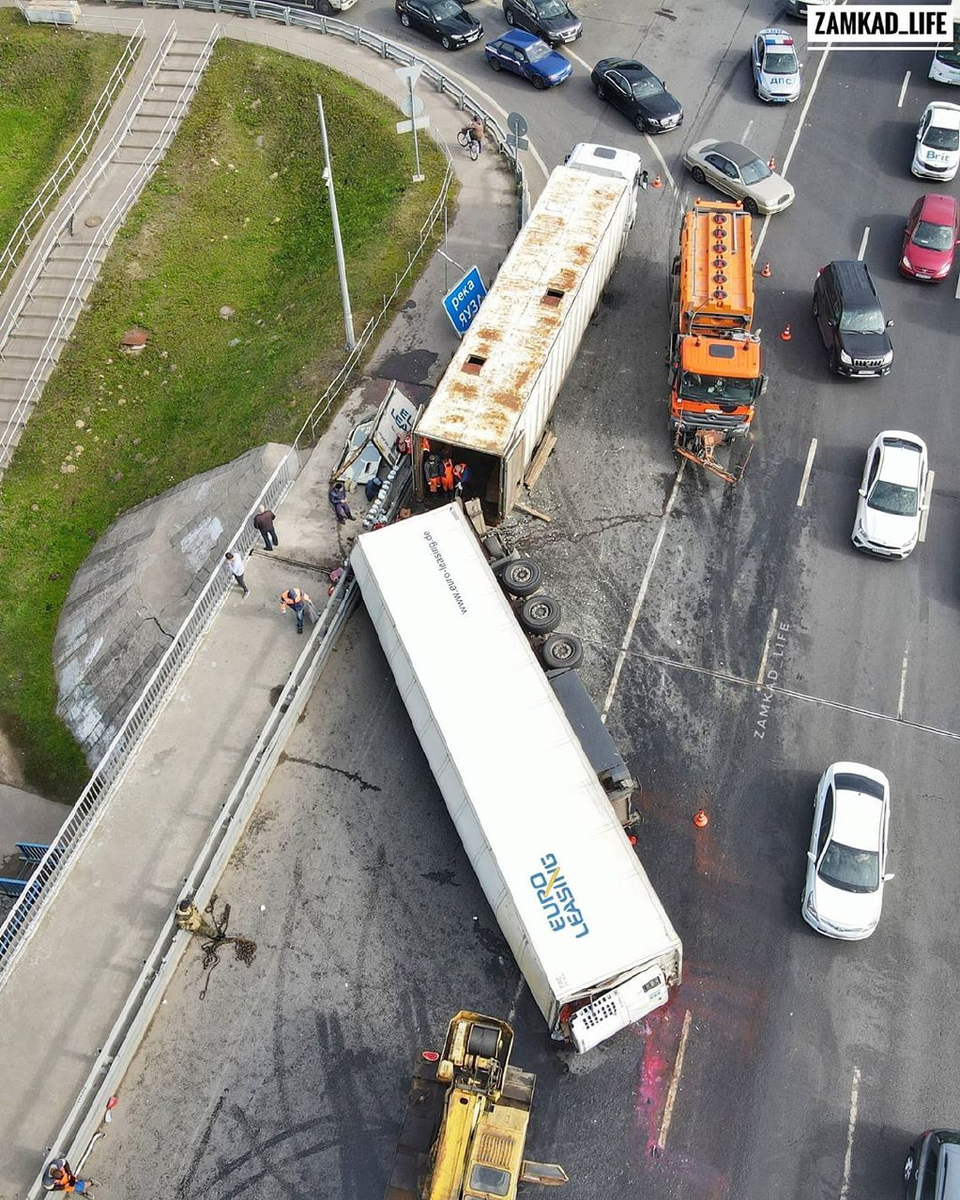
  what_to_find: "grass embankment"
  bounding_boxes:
[0,40,451,799]
[0,11,128,256]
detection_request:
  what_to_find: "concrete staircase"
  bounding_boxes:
[0,25,221,472]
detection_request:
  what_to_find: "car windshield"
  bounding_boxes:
[526,40,552,61]
[430,0,462,15]
[739,156,772,185]
[913,218,954,250]
[764,50,797,73]
[680,372,759,404]
[819,841,880,893]
[924,123,960,151]
[536,0,569,14]
[868,478,919,517]
[630,74,663,99]
[839,306,885,334]
[469,1165,511,1196]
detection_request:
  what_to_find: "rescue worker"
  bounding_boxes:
[424,454,442,495]
[440,453,455,494]
[44,1159,99,1194]
[453,461,469,498]
[328,480,354,525]
[279,586,310,635]
[396,432,413,457]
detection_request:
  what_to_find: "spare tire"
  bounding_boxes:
[540,632,583,670]
[519,594,562,634]
[499,558,543,597]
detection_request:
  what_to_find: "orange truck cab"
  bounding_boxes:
[669,199,766,480]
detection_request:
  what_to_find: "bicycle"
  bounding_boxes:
[457,126,482,161]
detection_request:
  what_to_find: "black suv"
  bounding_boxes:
[502,0,581,44]
[905,1130,960,1200]
[812,260,894,377]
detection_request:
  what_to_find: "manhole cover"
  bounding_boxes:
[84,215,103,229]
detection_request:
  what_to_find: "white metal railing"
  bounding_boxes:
[0,22,177,360]
[0,22,213,472]
[0,22,145,296]
[0,4,518,979]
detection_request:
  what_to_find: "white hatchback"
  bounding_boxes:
[802,763,893,941]
[852,430,929,559]
[912,101,960,181]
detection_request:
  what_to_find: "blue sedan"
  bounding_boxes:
[484,28,572,88]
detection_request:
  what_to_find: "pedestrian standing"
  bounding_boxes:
[224,551,249,597]
[440,452,455,494]
[424,454,442,495]
[453,461,469,498]
[279,586,310,634]
[328,481,355,525]
[253,505,279,551]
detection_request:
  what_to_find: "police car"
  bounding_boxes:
[750,28,801,103]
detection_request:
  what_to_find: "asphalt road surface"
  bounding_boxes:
[89,2,960,1198]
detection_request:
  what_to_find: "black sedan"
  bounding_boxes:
[395,0,483,49]
[591,57,683,133]
[502,0,581,45]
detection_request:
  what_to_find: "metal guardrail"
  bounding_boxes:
[0,3,519,980]
[0,17,146,295]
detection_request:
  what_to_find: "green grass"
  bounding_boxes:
[0,11,128,257]
[0,40,452,799]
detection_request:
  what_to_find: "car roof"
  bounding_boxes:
[918,192,960,223]
[832,780,885,851]
[496,28,541,47]
[710,141,761,166]
[926,101,960,128]
[758,27,795,47]
[877,435,925,486]
[823,259,877,297]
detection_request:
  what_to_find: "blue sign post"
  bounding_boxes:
[442,266,487,336]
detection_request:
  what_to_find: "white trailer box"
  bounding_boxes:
[414,145,643,523]
[351,504,682,1052]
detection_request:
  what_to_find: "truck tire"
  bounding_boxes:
[540,632,583,670]
[499,558,542,597]
[315,0,334,12]
[519,594,561,634]
[467,1022,501,1059]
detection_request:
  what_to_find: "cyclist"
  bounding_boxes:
[466,114,484,151]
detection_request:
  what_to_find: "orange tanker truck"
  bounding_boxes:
[669,198,767,484]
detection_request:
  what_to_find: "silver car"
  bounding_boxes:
[751,27,801,103]
[852,430,930,559]
[682,139,795,214]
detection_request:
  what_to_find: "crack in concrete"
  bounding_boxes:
[146,614,175,640]
[282,756,382,793]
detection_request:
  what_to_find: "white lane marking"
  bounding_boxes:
[919,469,934,541]
[898,69,911,107]
[756,606,780,686]
[897,642,910,721]
[753,1,845,264]
[601,464,686,721]
[658,1009,692,1151]
[604,645,960,742]
[796,436,818,507]
[565,45,593,75]
[741,117,755,144]
[644,132,678,193]
[839,1066,862,1200]
[857,226,870,260]
[954,271,960,300]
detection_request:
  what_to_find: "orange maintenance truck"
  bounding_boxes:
[669,199,766,484]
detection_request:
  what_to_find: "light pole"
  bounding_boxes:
[316,93,356,351]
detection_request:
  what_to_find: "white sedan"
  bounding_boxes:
[750,28,801,103]
[912,101,960,181]
[852,430,929,559]
[802,763,893,941]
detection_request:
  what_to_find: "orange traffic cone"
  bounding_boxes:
[760,261,772,277]
[651,172,663,189]
[780,324,792,341]
[767,155,777,171]
[693,808,709,829]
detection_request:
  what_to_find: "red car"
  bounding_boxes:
[900,192,960,281]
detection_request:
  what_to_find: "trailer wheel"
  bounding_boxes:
[467,1022,501,1059]
[519,594,562,634]
[499,558,543,597]
[540,632,583,670]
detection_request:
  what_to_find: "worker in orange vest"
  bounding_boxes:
[279,586,311,635]
[440,453,455,494]
[424,454,442,495]
[44,1159,99,1194]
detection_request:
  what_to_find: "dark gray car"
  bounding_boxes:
[502,0,581,45]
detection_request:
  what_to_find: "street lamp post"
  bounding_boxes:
[316,93,356,352]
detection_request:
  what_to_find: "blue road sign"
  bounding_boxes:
[442,265,487,336]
